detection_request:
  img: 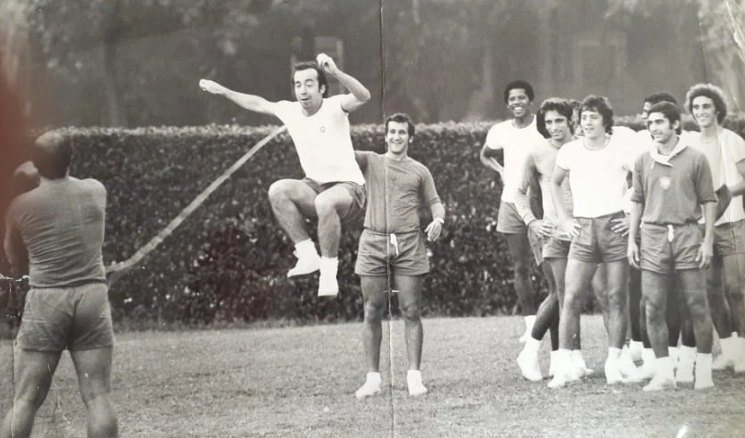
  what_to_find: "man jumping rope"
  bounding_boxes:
[199,53,370,296]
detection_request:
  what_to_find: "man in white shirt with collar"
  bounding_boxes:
[200,54,370,297]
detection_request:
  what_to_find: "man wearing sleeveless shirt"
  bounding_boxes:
[2,133,118,438]
[352,114,445,399]
[200,53,370,297]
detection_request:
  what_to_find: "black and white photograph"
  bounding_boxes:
[1,0,745,436]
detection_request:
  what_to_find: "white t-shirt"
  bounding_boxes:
[485,116,543,203]
[274,95,365,185]
[689,128,745,225]
[556,135,634,218]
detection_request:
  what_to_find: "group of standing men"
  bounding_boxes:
[483,80,745,391]
[3,52,745,437]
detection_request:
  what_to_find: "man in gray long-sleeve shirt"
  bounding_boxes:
[1,132,118,438]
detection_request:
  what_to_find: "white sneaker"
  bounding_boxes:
[605,358,624,385]
[287,251,321,278]
[643,374,677,391]
[355,373,382,399]
[407,371,428,396]
[711,354,735,371]
[517,347,543,382]
[547,369,570,389]
[571,353,593,378]
[623,362,656,383]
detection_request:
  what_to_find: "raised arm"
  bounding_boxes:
[316,53,370,113]
[199,79,277,116]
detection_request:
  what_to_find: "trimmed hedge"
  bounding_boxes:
[61,122,522,325]
[9,115,745,326]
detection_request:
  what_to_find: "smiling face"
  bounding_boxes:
[580,109,606,140]
[507,88,531,120]
[647,112,679,145]
[543,110,572,145]
[293,68,325,113]
[385,121,411,156]
[691,95,718,129]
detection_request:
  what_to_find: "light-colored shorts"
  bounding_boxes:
[711,219,745,257]
[497,201,528,234]
[303,178,366,221]
[16,282,114,352]
[569,211,628,264]
[641,223,702,274]
[355,229,429,277]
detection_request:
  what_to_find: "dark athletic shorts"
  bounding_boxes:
[355,229,429,277]
[543,236,572,260]
[641,223,702,274]
[568,211,628,263]
[710,219,745,257]
[497,201,528,234]
[16,282,114,353]
[303,178,365,221]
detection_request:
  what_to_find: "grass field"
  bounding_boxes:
[1,315,744,437]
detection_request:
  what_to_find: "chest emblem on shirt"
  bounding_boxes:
[320,126,326,133]
[659,177,672,190]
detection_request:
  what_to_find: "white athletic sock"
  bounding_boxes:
[721,335,735,358]
[680,345,697,362]
[657,356,675,380]
[558,348,572,368]
[642,348,655,366]
[607,347,622,361]
[320,257,338,274]
[295,239,318,258]
[668,346,679,366]
[549,350,559,375]
[695,353,714,389]
[525,337,541,353]
[366,372,381,385]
